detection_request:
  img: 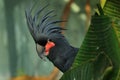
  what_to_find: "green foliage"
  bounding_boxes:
[60,3,120,80]
[103,0,120,41]
[61,62,93,80]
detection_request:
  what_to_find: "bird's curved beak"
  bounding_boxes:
[36,44,46,59]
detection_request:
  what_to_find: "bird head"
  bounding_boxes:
[25,3,64,59]
[36,36,55,59]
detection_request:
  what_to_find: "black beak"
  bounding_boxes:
[36,44,46,60]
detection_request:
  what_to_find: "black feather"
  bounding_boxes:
[25,3,65,42]
[33,4,49,22]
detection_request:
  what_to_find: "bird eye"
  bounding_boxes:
[48,39,52,41]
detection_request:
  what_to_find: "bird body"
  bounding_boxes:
[47,35,79,72]
[25,1,79,72]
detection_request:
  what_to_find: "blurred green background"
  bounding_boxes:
[0,0,99,80]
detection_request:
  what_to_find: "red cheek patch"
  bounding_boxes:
[45,41,55,55]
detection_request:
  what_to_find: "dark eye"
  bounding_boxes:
[49,39,52,41]
[37,39,47,46]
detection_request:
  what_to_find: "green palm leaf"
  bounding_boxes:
[60,4,120,80]
[60,62,93,80]
[103,0,120,41]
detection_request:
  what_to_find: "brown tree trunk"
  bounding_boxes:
[61,0,74,29]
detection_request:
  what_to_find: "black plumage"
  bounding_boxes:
[25,2,79,72]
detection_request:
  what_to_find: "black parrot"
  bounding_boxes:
[25,2,79,72]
